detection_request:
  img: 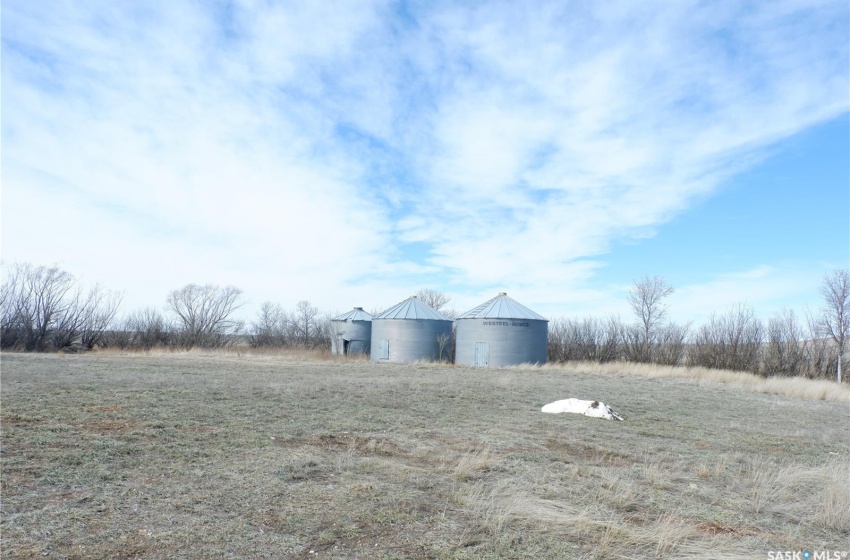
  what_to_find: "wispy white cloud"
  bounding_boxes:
[2,0,846,319]
[669,264,831,324]
[401,1,847,295]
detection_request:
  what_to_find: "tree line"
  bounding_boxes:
[549,273,848,382]
[0,263,337,352]
[1,262,847,382]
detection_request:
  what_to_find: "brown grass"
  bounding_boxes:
[2,352,848,559]
[527,360,850,402]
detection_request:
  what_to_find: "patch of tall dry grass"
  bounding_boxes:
[92,345,370,363]
[523,361,850,402]
[452,477,735,559]
[89,346,849,402]
[739,456,850,532]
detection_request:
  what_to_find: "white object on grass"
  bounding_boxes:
[541,398,623,420]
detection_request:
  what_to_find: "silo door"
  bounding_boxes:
[379,339,390,360]
[474,342,489,367]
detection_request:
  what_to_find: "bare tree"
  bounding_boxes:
[82,290,123,349]
[548,316,622,363]
[436,332,452,363]
[626,275,674,362]
[0,263,123,351]
[764,309,806,377]
[688,304,764,373]
[415,288,451,312]
[291,300,320,348]
[622,324,653,363]
[166,284,245,349]
[803,316,838,380]
[124,307,172,350]
[72,284,123,349]
[248,302,289,348]
[628,275,674,340]
[654,322,690,366]
[0,263,24,347]
[547,318,568,362]
[0,263,77,351]
[816,269,849,383]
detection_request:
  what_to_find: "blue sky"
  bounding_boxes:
[2,0,848,324]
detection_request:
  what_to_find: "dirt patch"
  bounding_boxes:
[695,521,778,539]
[82,406,124,413]
[78,419,146,435]
[543,438,632,466]
[275,433,406,457]
[180,425,218,433]
[2,413,46,426]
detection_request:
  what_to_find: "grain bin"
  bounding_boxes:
[455,292,548,367]
[371,296,453,363]
[330,307,373,356]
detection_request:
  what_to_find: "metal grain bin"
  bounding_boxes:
[331,307,373,356]
[455,292,548,367]
[371,296,453,363]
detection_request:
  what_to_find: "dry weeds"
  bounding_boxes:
[528,360,850,402]
[2,351,848,559]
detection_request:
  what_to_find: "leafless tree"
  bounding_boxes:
[1,263,28,349]
[0,263,24,347]
[764,308,807,377]
[291,300,321,348]
[547,318,567,362]
[628,276,674,340]
[548,316,622,363]
[815,269,849,383]
[1,263,77,351]
[803,315,838,380]
[50,285,119,350]
[109,307,172,350]
[166,284,245,349]
[0,263,122,351]
[436,332,452,363]
[591,317,623,363]
[441,308,459,320]
[622,324,653,363]
[654,322,691,366]
[688,304,764,373]
[75,284,124,349]
[626,275,674,362]
[248,302,290,348]
[415,288,451,312]
[313,312,333,350]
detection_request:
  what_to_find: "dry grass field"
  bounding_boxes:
[2,351,848,559]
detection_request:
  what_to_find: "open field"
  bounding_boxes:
[2,352,849,559]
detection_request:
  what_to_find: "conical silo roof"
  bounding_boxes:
[375,296,451,321]
[458,292,547,321]
[332,307,373,322]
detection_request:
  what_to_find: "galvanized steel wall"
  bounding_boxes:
[370,318,453,363]
[455,318,548,367]
[331,320,372,356]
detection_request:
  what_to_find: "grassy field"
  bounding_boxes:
[2,351,848,559]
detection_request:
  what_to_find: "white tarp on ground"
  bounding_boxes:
[541,398,623,420]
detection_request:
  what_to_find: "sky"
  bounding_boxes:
[2,0,848,325]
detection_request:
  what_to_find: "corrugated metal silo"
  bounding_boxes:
[455,292,548,367]
[371,296,453,363]
[331,307,373,356]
